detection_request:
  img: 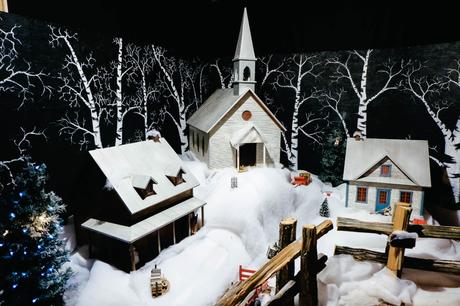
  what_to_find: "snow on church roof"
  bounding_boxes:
[343,138,431,187]
[187,88,286,134]
[89,139,200,215]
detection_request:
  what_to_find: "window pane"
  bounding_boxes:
[379,191,387,204]
[357,187,367,202]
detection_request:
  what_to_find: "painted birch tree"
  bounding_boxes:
[327,50,405,138]
[403,60,460,203]
[151,45,205,153]
[270,54,325,170]
[0,20,50,107]
[49,26,105,149]
[125,44,160,137]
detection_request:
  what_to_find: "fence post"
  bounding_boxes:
[387,202,412,277]
[300,224,318,306]
[276,218,297,306]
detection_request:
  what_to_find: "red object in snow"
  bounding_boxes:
[412,218,427,225]
[239,265,256,282]
[291,172,312,186]
[238,265,270,305]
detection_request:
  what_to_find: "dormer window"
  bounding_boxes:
[167,169,186,186]
[132,175,157,200]
[380,165,391,177]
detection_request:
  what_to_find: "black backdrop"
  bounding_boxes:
[1,8,460,225]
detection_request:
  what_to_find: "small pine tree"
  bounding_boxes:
[0,160,72,306]
[319,129,346,186]
[319,197,330,217]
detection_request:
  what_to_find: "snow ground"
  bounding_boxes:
[64,155,460,306]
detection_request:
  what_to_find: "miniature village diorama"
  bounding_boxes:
[1,3,460,306]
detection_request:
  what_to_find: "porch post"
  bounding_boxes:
[173,221,176,244]
[201,206,205,227]
[236,147,240,170]
[157,230,161,254]
[263,144,266,166]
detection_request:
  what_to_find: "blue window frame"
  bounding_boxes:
[380,164,392,177]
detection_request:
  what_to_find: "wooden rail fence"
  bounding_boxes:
[336,202,460,277]
[215,219,333,306]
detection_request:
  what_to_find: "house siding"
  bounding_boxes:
[189,126,209,165]
[360,158,415,186]
[208,95,281,169]
[347,181,423,217]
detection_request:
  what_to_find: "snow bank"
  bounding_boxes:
[65,155,460,306]
[68,160,328,306]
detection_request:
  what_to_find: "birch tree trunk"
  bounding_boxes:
[114,38,123,146]
[356,50,370,138]
[60,33,102,149]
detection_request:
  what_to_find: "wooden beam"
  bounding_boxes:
[0,0,8,13]
[276,217,297,306]
[387,204,412,277]
[337,217,460,240]
[216,220,333,306]
[335,245,460,275]
[300,225,318,306]
[266,279,297,306]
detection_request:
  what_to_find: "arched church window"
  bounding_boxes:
[243,66,251,81]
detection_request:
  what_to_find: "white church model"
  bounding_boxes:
[187,8,285,169]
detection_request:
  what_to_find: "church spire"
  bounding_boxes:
[233,7,256,61]
[232,7,257,96]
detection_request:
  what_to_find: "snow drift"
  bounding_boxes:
[64,156,460,306]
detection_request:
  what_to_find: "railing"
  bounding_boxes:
[336,202,460,277]
[215,218,333,306]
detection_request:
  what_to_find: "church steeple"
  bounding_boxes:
[232,7,257,96]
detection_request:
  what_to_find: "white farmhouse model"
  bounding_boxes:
[187,8,285,169]
[343,137,431,218]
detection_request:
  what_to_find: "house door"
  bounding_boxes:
[375,189,391,213]
[239,143,257,167]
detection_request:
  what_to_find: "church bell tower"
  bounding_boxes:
[232,7,257,96]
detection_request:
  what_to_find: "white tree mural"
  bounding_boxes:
[49,26,106,149]
[0,20,50,107]
[271,54,325,170]
[151,46,205,153]
[0,128,46,190]
[125,44,159,137]
[210,59,231,89]
[403,61,460,203]
[113,37,129,146]
[321,88,350,137]
[327,50,405,138]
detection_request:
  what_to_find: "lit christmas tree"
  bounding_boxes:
[319,197,330,218]
[0,160,72,306]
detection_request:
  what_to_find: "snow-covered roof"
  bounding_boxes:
[82,197,205,243]
[187,88,285,134]
[343,138,431,187]
[230,123,266,148]
[89,139,200,215]
[233,7,256,61]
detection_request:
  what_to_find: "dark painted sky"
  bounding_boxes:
[8,1,460,58]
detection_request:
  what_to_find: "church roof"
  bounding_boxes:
[343,138,431,187]
[233,7,256,61]
[187,88,286,134]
